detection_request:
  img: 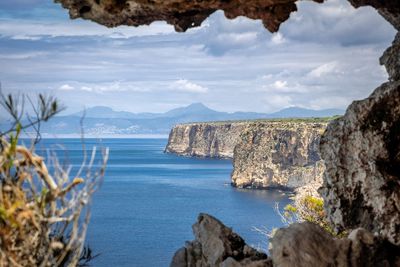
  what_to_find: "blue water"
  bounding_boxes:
[32,138,290,267]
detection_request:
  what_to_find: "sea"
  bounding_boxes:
[32,138,291,267]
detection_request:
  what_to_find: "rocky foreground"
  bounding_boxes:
[166,120,328,191]
[170,213,400,267]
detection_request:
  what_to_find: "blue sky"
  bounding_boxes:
[0,0,396,114]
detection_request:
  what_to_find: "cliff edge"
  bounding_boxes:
[166,120,328,190]
[165,122,248,158]
[232,122,327,189]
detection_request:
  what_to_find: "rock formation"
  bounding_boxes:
[270,222,400,267]
[172,214,400,267]
[320,46,400,246]
[170,213,272,267]
[319,4,400,246]
[54,0,326,33]
[166,120,327,190]
[165,122,247,158]
[232,122,326,189]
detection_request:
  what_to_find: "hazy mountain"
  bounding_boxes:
[1,103,344,136]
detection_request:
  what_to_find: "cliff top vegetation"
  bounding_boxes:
[177,116,341,126]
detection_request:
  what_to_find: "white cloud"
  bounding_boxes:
[63,82,149,93]
[217,32,258,45]
[271,32,286,45]
[272,80,288,90]
[81,86,93,92]
[264,95,293,109]
[308,62,340,78]
[309,96,350,110]
[59,84,74,91]
[0,19,176,39]
[0,0,395,114]
[169,79,208,93]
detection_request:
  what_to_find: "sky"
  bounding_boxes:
[0,0,396,114]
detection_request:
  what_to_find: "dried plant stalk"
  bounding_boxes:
[0,135,108,266]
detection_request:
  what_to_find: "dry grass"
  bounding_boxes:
[0,131,108,266]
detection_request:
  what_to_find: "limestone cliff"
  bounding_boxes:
[166,120,327,190]
[165,122,247,158]
[232,122,327,189]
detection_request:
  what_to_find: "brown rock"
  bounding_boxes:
[54,0,315,33]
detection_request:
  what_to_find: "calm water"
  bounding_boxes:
[33,138,290,267]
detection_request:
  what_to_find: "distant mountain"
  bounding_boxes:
[71,106,159,119]
[1,103,344,136]
[163,103,221,118]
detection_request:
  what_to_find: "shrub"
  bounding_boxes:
[0,92,108,266]
[280,195,346,237]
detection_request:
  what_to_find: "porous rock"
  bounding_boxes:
[320,80,400,245]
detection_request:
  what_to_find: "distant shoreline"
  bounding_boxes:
[19,134,169,139]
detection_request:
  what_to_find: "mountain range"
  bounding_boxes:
[1,103,344,136]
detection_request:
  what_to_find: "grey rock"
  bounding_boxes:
[232,122,327,189]
[165,122,246,158]
[320,80,400,245]
[270,222,400,267]
[166,121,327,190]
[170,213,271,267]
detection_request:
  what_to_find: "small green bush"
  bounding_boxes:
[282,196,346,237]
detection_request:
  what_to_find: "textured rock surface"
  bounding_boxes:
[320,12,400,244]
[166,121,327,190]
[170,213,272,267]
[54,0,318,33]
[270,222,400,267]
[320,80,400,245]
[54,0,400,33]
[381,32,400,82]
[232,122,327,189]
[317,0,400,247]
[165,122,247,158]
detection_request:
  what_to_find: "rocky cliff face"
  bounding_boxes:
[232,122,327,189]
[320,44,400,246]
[166,121,327,190]
[165,122,247,158]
